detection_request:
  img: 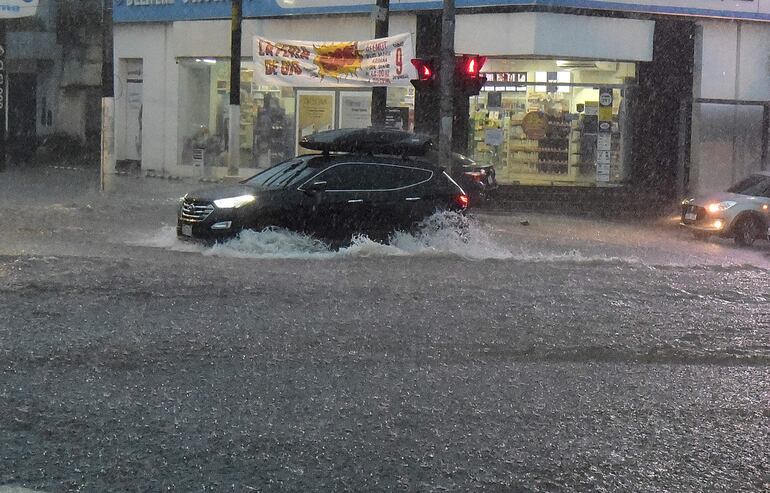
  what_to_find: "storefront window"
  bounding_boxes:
[469,60,635,186]
[177,59,296,171]
[178,59,416,172]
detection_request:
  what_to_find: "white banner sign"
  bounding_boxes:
[253,33,417,88]
[0,0,38,19]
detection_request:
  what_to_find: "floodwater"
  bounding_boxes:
[1,167,769,491]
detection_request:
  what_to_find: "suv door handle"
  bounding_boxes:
[347,199,364,203]
[405,197,421,201]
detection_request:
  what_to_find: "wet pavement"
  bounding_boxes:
[1,166,769,491]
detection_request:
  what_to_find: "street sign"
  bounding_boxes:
[0,0,38,19]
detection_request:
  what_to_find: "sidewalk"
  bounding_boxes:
[0,164,199,208]
[0,164,101,207]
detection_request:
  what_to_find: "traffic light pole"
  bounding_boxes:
[0,20,6,173]
[100,0,114,191]
[227,0,243,177]
[371,0,389,127]
[439,0,455,171]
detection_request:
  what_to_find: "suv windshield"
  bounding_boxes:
[242,158,320,189]
[726,174,770,196]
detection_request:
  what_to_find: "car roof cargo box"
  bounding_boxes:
[299,128,434,156]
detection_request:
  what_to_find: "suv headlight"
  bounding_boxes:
[706,201,737,213]
[214,194,256,209]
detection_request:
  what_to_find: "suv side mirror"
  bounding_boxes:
[303,181,328,194]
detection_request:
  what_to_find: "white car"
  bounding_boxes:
[680,171,770,246]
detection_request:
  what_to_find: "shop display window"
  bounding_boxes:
[177,59,415,171]
[177,59,296,171]
[469,59,635,186]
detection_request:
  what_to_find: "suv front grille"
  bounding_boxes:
[681,205,707,224]
[181,199,214,222]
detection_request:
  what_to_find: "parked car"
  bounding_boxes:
[449,152,498,205]
[680,171,770,246]
[177,128,469,243]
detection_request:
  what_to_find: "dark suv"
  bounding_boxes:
[177,130,469,242]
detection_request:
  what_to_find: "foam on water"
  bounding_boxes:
[128,212,654,264]
[204,212,514,260]
[130,212,514,260]
[130,212,769,270]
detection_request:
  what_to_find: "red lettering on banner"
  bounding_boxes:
[264,59,278,76]
[280,60,302,75]
[258,39,312,60]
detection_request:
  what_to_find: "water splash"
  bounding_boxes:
[201,212,512,260]
[129,212,683,266]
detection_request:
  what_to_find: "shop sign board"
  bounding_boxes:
[0,0,37,19]
[596,86,613,182]
[253,33,416,88]
[486,72,527,92]
[384,107,409,130]
[114,0,770,23]
[598,87,613,123]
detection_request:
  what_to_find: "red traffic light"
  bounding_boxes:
[456,54,488,95]
[458,55,487,78]
[411,58,435,81]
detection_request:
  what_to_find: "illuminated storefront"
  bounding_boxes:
[468,60,635,186]
[112,0,770,199]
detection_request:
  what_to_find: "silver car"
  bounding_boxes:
[680,171,770,246]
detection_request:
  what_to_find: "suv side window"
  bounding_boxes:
[315,163,432,191]
[315,164,378,191]
[374,165,433,189]
[761,180,770,198]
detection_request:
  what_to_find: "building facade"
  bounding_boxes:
[111,0,770,203]
[6,0,103,158]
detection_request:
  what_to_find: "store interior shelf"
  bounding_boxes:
[509,147,569,153]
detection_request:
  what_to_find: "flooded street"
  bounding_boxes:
[1,167,769,491]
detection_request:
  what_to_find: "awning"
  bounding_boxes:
[456,12,655,62]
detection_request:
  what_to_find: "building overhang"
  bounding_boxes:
[456,12,655,61]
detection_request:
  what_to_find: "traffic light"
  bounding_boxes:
[456,54,487,96]
[410,58,436,91]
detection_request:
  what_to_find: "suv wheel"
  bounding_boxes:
[734,216,760,246]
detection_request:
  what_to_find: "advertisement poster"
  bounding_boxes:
[384,107,409,130]
[338,92,372,129]
[596,87,613,182]
[296,91,335,154]
[254,33,416,88]
[484,128,504,147]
